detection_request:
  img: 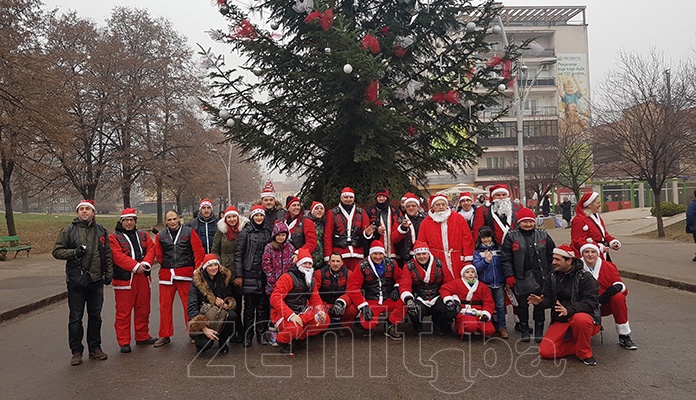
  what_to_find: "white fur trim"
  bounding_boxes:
[580,243,600,255]
[464,255,473,262]
[459,194,473,202]
[403,197,419,206]
[297,256,313,267]
[341,191,355,198]
[613,281,627,293]
[490,187,509,197]
[201,259,220,270]
[400,291,413,303]
[357,302,369,310]
[132,263,141,273]
[249,208,265,218]
[369,246,385,255]
[140,261,151,271]
[430,195,448,207]
[76,201,95,211]
[583,192,599,208]
[120,212,137,220]
[609,239,621,249]
[553,247,576,258]
[397,224,409,234]
[413,246,429,254]
[199,200,213,209]
[460,264,476,276]
[481,311,492,320]
[615,322,631,335]
[335,298,346,307]
[443,295,455,303]
[311,203,324,214]
[224,209,239,218]
[260,192,276,199]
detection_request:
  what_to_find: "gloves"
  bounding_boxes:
[103,277,112,286]
[445,300,461,313]
[506,276,515,288]
[389,286,400,302]
[599,283,623,304]
[331,300,346,316]
[405,297,418,317]
[360,305,374,322]
[480,313,489,322]
[75,245,87,259]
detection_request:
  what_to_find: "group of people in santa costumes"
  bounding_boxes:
[102,183,637,364]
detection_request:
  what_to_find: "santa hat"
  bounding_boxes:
[296,248,314,267]
[310,201,324,214]
[223,205,239,219]
[402,192,420,207]
[340,187,355,198]
[198,198,213,210]
[375,188,390,200]
[459,192,473,203]
[285,196,300,209]
[553,244,577,259]
[429,194,448,208]
[76,199,95,212]
[516,207,536,223]
[580,242,600,256]
[120,208,137,220]
[369,240,386,255]
[581,192,599,208]
[260,180,276,199]
[489,184,510,198]
[460,264,477,277]
[249,204,265,218]
[200,254,220,271]
[412,240,430,254]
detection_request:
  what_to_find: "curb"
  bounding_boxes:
[621,271,696,294]
[0,291,68,323]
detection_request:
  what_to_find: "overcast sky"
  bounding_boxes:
[42,0,696,92]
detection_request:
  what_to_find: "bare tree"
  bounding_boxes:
[556,111,600,200]
[595,50,696,236]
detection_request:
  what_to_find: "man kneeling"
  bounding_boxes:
[528,244,601,366]
[270,249,330,355]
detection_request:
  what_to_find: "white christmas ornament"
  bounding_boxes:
[225,118,235,127]
[498,83,507,91]
[325,48,331,53]
[292,0,314,14]
[466,22,476,32]
[219,109,230,120]
[252,68,263,76]
[270,22,280,30]
[492,25,501,35]
[343,64,353,74]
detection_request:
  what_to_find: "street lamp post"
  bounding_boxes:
[496,16,556,205]
[211,143,233,206]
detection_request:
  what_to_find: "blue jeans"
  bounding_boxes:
[489,285,506,329]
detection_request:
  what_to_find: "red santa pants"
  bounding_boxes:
[114,274,152,345]
[601,292,629,325]
[342,258,362,271]
[158,280,190,338]
[275,310,330,344]
[539,313,601,360]
[359,299,406,330]
[325,302,360,329]
[455,314,495,337]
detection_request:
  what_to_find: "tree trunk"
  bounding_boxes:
[175,193,181,214]
[122,179,131,208]
[1,159,17,236]
[156,178,163,225]
[653,190,664,237]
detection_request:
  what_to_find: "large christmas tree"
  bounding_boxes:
[203,0,520,204]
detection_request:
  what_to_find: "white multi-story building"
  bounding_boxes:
[422,5,589,201]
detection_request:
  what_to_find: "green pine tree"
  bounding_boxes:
[202,0,520,205]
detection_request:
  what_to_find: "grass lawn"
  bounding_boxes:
[0,213,162,255]
[637,219,693,243]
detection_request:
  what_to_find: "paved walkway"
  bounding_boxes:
[1,208,694,322]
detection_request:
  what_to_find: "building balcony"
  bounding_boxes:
[477,166,551,177]
[478,135,556,147]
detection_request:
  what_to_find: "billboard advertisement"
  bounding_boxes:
[557,53,590,135]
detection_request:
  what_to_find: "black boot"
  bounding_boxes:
[534,322,545,343]
[520,323,531,342]
[280,342,293,355]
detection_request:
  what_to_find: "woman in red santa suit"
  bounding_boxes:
[571,192,621,260]
[439,264,495,338]
[417,194,474,283]
[580,243,637,350]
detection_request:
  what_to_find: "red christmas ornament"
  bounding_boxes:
[304,9,334,31]
[361,34,381,55]
[406,125,416,136]
[365,80,382,106]
[232,19,258,40]
[432,90,461,105]
[394,46,407,58]
[380,26,390,36]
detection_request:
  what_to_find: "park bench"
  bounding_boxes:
[0,236,32,260]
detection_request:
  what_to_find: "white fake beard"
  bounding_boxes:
[429,208,451,223]
[298,266,314,287]
[492,198,512,217]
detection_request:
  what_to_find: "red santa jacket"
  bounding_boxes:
[399,256,444,305]
[583,258,627,296]
[286,214,317,255]
[472,204,521,246]
[324,204,371,260]
[313,265,352,306]
[347,258,402,308]
[270,267,324,324]
[417,211,474,283]
[109,230,155,289]
[571,212,618,254]
[439,277,494,320]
